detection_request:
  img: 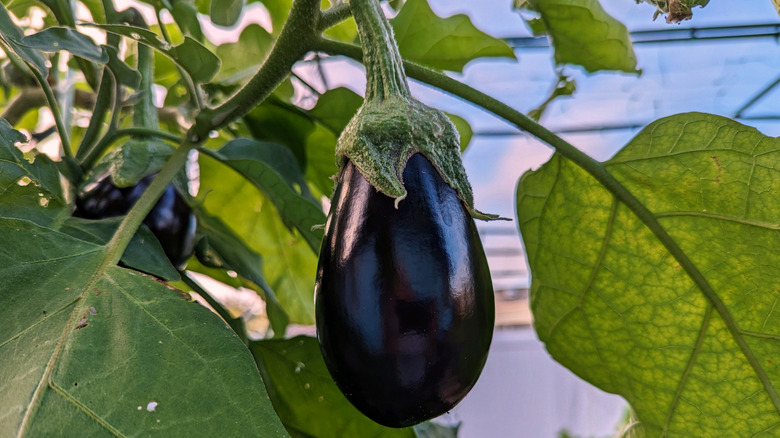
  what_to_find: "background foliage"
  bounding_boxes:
[2,0,774,436]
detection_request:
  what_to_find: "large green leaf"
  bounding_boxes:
[517,112,780,436]
[0,217,289,436]
[520,0,637,73]
[209,138,325,254]
[391,0,515,72]
[86,138,174,188]
[245,98,315,170]
[251,336,417,437]
[199,154,317,325]
[60,216,180,281]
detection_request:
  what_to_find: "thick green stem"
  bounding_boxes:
[187,0,320,142]
[315,36,780,416]
[349,0,410,101]
[134,42,159,130]
[77,68,116,164]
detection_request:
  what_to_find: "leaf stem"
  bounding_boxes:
[315,36,780,416]
[187,0,321,142]
[155,7,203,110]
[77,68,116,165]
[319,3,352,31]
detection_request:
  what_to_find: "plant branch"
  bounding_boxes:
[315,36,780,414]
[319,2,352,31]
[187,0,321,143]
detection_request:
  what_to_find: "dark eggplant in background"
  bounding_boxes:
[315,153,495,428]
[74,173,197,269]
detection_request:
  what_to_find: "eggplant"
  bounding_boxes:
[74,174,197,269]
[315,153,495,428]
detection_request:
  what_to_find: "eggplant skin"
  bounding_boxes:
[315,153,495,428]
[74,174,197,269]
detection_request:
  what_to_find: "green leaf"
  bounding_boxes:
[87,138,174,188]
[59,216,180,281]
[106,45,142,88]
[194,210,290,336]
[309,86,363,135]
[0,217,289,436]
[210,0,244,26]
[305,87,363,196]
[390,0,516,72]
[528,73,576,121]
[88,24,220,83]
[0,3,48,75]
[209,138,325,254]
[0,130,67,227]
[199,154,317,325]
[171,0,205,41]
[517,112,780,436]
[251,0,292,36]
[445,112,472,152]
[244,98,316,170]
[21,27,109,63]
[521,0,637,73]
[215,24,274,85]
[251,336,417,437]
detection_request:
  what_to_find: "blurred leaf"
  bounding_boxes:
[391,0,516,72]
[519,0,638,73]
[78,0,106,23]
[528,74,576,121]
[88,138,174,188]
[310,86,363,134]
[199,154,317,325]
[106,46,141,88]
[194,210,290,336]
[210,0,244,27]
[215,24,273,85]
[171,0,205,41]
[305,87,363,196]
[22,27,109,63]
[245,98,315,170]
[252,0,292,35]
[445,112,472,152]
[60,216,180,281]
[251,336,417,437]
[0,217,290,436]
[0,129,67,227]
[89,24,220,82]
[304,125,338,198]
[517,113,780,436]
[0,3,48,75]
[209,138,325,254]
[413,422,461,438]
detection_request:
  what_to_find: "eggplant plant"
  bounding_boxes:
[1,0,775,436]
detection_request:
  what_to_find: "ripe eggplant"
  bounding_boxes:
[315,153,495,428]
[74,174,197,269]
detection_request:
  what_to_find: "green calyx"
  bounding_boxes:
[339,0,500,220]
[337,95,499,220]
